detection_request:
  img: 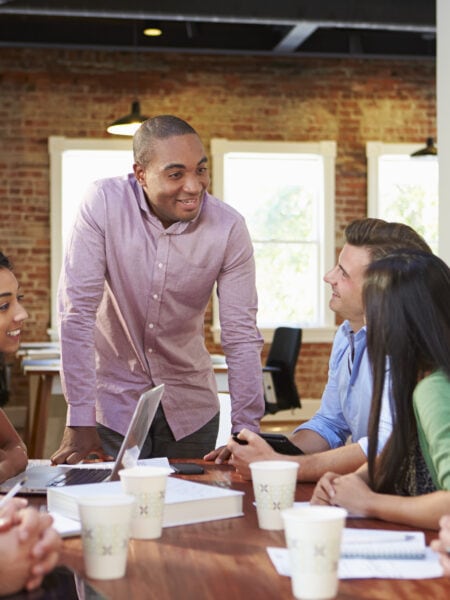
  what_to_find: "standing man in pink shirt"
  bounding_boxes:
[51,115,264,464]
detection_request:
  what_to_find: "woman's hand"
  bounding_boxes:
[311,472,376,517]
[0,505,62,596]
[0,497,28,532]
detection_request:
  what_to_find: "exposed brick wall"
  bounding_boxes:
[0,48,436,407]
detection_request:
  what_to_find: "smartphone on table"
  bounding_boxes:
[232,432,304,456]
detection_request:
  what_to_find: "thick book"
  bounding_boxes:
[340,528,426,559]
[47,476,244,531]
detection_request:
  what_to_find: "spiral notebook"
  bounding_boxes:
[340,528,426,559]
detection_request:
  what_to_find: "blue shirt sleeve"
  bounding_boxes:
[293,325,352,448]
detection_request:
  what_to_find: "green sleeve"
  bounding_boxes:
[413,371,450,490]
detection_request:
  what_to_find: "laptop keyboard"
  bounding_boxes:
[47,468,112,487]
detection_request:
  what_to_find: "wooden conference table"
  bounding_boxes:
[51,460,450,600]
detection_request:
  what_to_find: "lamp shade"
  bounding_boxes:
[107,101,149,136]
[410,137,438,158]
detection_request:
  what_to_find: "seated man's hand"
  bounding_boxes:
[226,429,279,479]
[50,426,106,465]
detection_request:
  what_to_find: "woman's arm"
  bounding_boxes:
[312,471,450,530]
[0,410,27,483]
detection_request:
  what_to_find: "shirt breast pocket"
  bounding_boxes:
[166,260,219,307]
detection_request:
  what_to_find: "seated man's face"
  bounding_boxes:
[323,244,371,329]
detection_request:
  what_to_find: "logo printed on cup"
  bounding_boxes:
[249,461,299,531]
[281,505,347,600]
[119,465,171,540]
[254,481,296,511]
[77,494,136,580]
[81,522,130,556]
[285,533,341,574]
[134,490,165,519]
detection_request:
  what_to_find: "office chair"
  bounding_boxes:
[263,327,302,414]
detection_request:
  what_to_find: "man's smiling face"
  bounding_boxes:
[133,133,210,228]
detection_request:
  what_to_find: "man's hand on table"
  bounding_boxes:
[50,426,111,464]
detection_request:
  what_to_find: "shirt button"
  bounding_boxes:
[148,348,153,354]
[158,262,163,268]
[153,294,158,300]
[149,323,154,329]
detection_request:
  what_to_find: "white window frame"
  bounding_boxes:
[211,138,337,344]
[48,136,134,339]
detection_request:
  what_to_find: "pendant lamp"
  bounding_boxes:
[106,100,149,136]
[410,137,438,158]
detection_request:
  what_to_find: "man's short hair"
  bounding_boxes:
[344,218,432,262]
[0,252,12,271]
[133,115,198,167]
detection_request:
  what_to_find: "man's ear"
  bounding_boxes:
[133,163,145,186]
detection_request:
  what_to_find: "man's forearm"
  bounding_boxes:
[290,428,332,454]
[297,443,366,482]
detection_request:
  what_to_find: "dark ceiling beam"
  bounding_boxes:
[0,1,436,32]
[273,24,318,53]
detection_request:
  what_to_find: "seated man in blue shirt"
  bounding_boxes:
[224,218,432,481]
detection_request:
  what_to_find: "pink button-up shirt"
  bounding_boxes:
[58,174,264,439]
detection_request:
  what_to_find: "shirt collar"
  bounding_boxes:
[342,320,367,342]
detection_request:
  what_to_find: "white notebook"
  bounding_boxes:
[340,528,426,559]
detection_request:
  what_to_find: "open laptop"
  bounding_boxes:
[0,384,164,495]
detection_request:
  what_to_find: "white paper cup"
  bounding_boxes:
[78,494,136,580]
[249,460,299,530]
[119,466,172,539]
[282,505,347,600]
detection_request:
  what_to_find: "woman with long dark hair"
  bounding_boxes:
[311,250,450,529]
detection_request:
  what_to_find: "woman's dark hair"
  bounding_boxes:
[364,249,450,492]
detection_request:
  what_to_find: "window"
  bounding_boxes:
[211,139,337,343]
[49,137,337,345]
[367,142,438,252]
[48,136,134,338]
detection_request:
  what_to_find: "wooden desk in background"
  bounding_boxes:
[54,461,450,600]
[23,361,61,459]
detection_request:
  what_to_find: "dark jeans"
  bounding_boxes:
[97,404,220,459]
